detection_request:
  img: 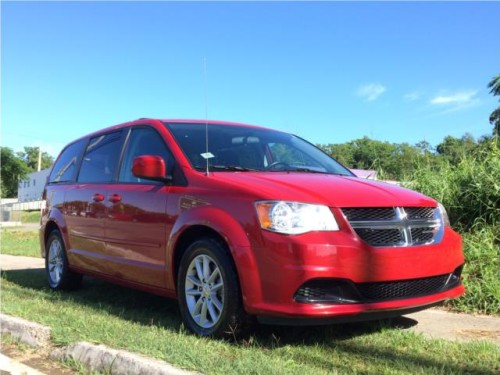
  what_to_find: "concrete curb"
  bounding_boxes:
[0,313,51,347]
[1,314,200,375]
[51,342,200,375]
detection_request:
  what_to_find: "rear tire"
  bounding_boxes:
[177,238,248,337]
[45,229,82,291]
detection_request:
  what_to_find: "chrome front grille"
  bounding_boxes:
[342,207,443,247]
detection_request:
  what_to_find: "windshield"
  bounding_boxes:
[165,122,353,176]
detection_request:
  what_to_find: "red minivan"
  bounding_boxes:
[40,118,465,336]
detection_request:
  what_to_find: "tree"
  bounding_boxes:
[489,108,500,136]
[16,146,54,171]
[487,74,500,136]
[436,134,478,165]
[415,140,434,155]
[1,147,29,198]
[319,137,429,180]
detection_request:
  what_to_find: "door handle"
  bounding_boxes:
[92,193,105,202]
[108,193,122,203]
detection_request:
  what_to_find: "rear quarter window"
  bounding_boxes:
[48,139,87,184]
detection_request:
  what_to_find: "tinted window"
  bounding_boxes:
[48,139,86,183]
[78,132,122,183]
[119,127,173,183]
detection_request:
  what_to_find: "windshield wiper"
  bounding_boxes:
[266,166,330,174]
[278,167,348,176]
[199,165,259,172]
[289,167,329,174]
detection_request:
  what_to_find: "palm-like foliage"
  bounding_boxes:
[488,74,500,136]
[490,108,500,136]
[488,74,500,96]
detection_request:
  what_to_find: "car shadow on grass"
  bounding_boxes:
[2,269,497,375]
[1,268,413,341]
[1,269,182,330]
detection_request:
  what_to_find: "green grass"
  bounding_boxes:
[1,229,40,257]
[1,269,499,375]
[20,210,41,224]
[7,210,41,224]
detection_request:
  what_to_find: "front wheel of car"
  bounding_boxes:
[177,238,247,337]
[46,229,82,291]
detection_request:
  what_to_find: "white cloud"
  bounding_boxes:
[428,90,480,116]
[430,90,478,106]
[357,83,386,101]
[404,92,420,101]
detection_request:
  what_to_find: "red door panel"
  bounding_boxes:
[104,184,170,288]
[64,184,108,273]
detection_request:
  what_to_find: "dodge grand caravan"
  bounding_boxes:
[40,118,465,336]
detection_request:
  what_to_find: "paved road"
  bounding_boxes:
[1,253,499,344]
[0,254,44,270]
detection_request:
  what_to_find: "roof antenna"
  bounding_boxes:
[200,58,214,174]
[202,57,212,176]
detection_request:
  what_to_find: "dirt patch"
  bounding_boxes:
[406,309,500,344]
[1,341,75,375]
[455,328,500,341]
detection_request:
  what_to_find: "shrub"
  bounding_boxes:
[450,224,500,315]
[405,138,499,230]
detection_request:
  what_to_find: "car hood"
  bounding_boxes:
[207,172,436,208]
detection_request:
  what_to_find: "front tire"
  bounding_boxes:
[177,238,246,337]
[45,229,82,291]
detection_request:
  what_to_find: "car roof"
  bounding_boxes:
[66,118,274,148]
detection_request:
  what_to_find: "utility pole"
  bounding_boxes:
[37,147,42,172]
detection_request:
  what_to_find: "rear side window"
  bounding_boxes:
[48,139,86,183]
[77,132,123,183]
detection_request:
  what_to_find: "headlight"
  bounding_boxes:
[438,203,451,227]
[255,201,339,235]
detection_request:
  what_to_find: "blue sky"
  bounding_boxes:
[2,1,499,157]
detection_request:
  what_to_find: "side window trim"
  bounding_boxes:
[116,127,133,183]
[111,129,129,183]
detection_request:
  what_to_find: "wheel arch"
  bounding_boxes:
[43,221,59,251]
[41,206,70,259]
[172,225,232,288]
[167,206,262,307]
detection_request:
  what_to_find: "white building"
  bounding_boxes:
[17,168,51,202]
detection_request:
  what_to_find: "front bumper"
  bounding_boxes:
[234,226,465,320]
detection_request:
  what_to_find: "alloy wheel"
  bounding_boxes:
[48,237,64,285]
[185,254,224,328]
